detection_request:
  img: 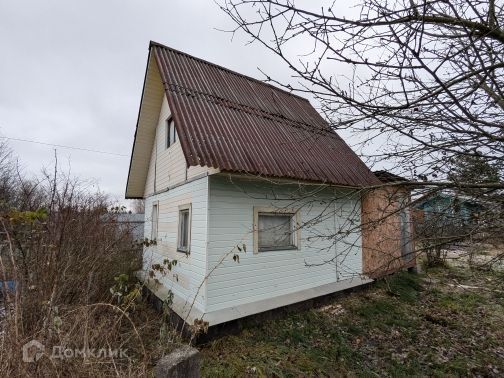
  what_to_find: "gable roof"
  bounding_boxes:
[126,41,379,198]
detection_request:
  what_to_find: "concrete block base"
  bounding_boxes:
[154,346,200,378]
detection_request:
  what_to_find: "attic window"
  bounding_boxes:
[166,117,177,148]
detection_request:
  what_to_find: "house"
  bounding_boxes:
[125,41,412,327]
[361,171,416,278]
[414,191,485,244]
[415,191,484,226]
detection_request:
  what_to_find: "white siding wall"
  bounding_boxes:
[206,175,363,312]
[143,176,209,311]
[144,95,211,197]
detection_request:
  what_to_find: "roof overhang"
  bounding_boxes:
[125,48,165,199]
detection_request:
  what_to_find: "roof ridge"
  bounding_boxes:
[149,40,311,103]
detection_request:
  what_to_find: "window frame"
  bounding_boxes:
[253,206,300,253]
[150,201,159,241]
[166,117,177,149]
[177,204,192,253]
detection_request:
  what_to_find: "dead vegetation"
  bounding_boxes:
[200,260,504,377]
[0,146,181,376]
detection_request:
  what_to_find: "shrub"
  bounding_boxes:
[0,159,164,376]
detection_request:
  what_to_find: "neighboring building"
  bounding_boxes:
[361,171,416,278]
[102,213,145,241]
[415,191,484,226]
[113,213,145,241]
[125,41,412,326]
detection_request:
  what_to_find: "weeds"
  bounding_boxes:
[201,268,504,377]
[0,150,178,376]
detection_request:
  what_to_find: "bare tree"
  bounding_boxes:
[131,199,145,214]
[220,0,504,266]
[0,140,16,208]
[220,0,503,175]
[0,145,159,376]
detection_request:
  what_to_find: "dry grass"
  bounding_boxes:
[200,263,504,377]
[0,168,179,376]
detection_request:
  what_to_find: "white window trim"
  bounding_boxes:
[177,203,192,253]
[151,200,159,241]
[253,206,301,254]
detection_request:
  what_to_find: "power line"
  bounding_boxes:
[0,136,129,157]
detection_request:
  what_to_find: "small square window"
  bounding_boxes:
[166,118,177,148]
[177,205,191,253]
[256,210,298,252]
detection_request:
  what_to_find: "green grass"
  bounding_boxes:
[438,291,484,313]
[382,271,423,302]
[201,268,504,377]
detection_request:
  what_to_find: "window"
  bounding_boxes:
[166,117,177,148]
[151,203,158,240]
[177,204,191,253]
[254,207,299,253]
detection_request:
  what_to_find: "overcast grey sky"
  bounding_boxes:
[0,0,353,206]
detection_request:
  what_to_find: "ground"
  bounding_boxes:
[200,264,504,377]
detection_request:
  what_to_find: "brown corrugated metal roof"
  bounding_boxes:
[151,41,379,187]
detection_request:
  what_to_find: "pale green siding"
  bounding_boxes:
[206,175,363,312]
